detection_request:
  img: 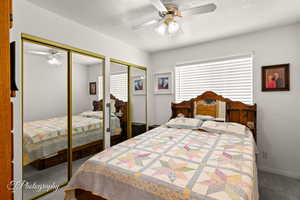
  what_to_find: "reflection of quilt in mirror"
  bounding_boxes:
[23,115,121,166]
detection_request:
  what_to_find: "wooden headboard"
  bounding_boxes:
[93,94,128,123]
[171,91,257,141]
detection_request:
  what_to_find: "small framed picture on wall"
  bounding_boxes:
[154,72,173,95]
[89,82,97,95]
[262,64,290,91]
[132,76,145,95]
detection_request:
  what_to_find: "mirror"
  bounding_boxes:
[130,67,147,137]
[194,99,226,121]
[21,35,148,199]
[110,62,129,141]
[23,41,68,199]
[71,53,104,173]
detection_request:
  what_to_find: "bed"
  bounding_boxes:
[64,91,258,200]
[23,95,127,170]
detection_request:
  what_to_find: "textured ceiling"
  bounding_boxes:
[27,0,300,52]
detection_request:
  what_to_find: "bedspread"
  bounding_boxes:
[23,115,121,165]
[65,126,258,200]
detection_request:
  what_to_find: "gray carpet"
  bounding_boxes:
[28,170,300,200]
[258,171,300,200]
[23,156,90,200]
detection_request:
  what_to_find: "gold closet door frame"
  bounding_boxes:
[21,34,147,200]
[110,58,148,139]
[21,34,105,200]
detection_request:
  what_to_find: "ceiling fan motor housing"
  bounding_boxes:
[159,4,182,18]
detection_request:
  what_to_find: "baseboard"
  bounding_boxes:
[258,166,300,180]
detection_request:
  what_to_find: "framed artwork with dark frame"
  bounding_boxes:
[262,64,290,92]
[89,82,97,95]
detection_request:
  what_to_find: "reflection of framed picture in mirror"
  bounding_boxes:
[132,76,145,95]
[154,72,173,94]
[262,64,290,91]
[89,82,97,95]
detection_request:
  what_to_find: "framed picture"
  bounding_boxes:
[262,64,290,91]
[154,72,173,94]
[89,82,97,95]
[132,76,145,95]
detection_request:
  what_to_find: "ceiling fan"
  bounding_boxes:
[27,49,64,65]
[133,0,217,36]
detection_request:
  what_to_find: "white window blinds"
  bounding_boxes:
[175,55,253,104]
[110,73,128,101]
[98,73,128,101]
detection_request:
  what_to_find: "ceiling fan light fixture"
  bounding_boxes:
[155,22,167,35]
[168,21,180,34]
[48,55,61,65]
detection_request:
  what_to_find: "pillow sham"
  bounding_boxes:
[166,117,203,130]
[200,121,248,136]
[195,115,215,121]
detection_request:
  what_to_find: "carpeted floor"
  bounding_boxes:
[258,171,300,200]
[37,170,300,200]
[23,156,90,200]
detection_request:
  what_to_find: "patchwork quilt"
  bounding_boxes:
[65,126,258,200]
[23,115,121,165]
[24,116,101,144]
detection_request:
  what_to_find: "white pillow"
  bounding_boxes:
[80,111,103,119]
[201,121,248,136]
[166,117,203,130]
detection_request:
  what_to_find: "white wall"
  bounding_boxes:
[24,53,91,119]
[72,63,91,115]
[87,64,103,105]
[149,23,300,179]
[131,68,147,123]
[23,53,68,121]
[11,1,150,199]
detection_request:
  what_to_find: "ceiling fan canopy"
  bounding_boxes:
[133,0,217,36]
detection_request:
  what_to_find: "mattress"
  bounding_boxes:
[65,125,258,200]
[23,115,121,165]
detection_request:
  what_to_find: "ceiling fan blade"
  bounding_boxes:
[133,19,159,30]
[181,3,217,17]
[54,52,65,55]
[150,0,168,12]
[27,50,50,55]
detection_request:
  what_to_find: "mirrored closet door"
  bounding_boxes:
[22,41,68,199]
[109,62,129,141]
[71,53,105,174]
[22,35,147,200]
[130,67,147,138]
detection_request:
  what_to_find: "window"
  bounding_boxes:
[98,73,128,102]
[175,55,253,104]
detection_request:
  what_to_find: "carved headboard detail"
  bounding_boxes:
[93,94,128,123]
[171,91,257,141]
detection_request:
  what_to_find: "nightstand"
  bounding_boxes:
[149,125,160,130]
[132,122,146,137]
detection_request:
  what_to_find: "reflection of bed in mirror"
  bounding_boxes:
[23,95,126,170]
[93,94,128,140]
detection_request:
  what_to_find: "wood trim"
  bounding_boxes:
[75,189,107,200]
[0,0,13,199]
[171,91,257,141]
